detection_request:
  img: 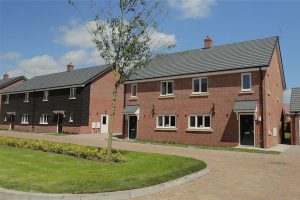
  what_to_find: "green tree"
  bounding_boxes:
[69,0,174,158]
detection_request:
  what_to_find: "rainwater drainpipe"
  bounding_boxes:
[32,90,36,132]
[259,67,264,148]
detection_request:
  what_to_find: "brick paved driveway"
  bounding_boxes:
[0,131,299,200]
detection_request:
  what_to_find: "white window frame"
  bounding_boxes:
[21,114,29,124]
[241,73,252,91]
[24,93,30,103]
[156,115,176,128]
[69,113,74,123]
[39,114,48,124]
[188,115,211,129]
[43,91,49,101]
[131,84,137,98]
[192,77,208,94]
[4,95,9,104]
[160,81,174,96]
[3,114,7,122]
[69,88,76,99]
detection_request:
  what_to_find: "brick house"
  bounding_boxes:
[0,73,27,112]
[123,36,286,148]
[290,87,300,145]
[0,64,123,134]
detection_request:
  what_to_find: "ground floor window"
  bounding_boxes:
[21,114,29,124]
[39,114,48,124]
[189,115,211,129]
[3,114,7,122]
[157,115,176,128]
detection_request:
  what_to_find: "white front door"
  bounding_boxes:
[101,115,109,133]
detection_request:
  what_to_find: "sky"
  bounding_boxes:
[0,0,299,102]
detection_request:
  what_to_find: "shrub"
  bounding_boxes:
[0,136,121,162]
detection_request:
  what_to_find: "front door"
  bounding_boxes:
[101,115,109,133]
[129,116,137,139]
[10,115,15,130]
[57,114,63,133]
[240,114,254,146]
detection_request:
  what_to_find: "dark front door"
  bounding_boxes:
[57,114,63,133]
[129,116,137,139]
[240,114,254,146]
[10,115,15,130]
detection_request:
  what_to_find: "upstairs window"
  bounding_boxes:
[21,114,29,124]
[192,77,208,94]
[241,73,252,91]
[157,115,176,128]
[69,88,76,99]
[39,114,48,124]
[189,115,211,129]
[4,95,9,104]
[43,91,49,101]
[160,81,174,96]
[131,84,137,97]
[24,93,29,102]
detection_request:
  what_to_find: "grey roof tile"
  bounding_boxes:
[290,87,300,113]
[129,37,278,81]
[2,65,110,93]
[234,101,257,112]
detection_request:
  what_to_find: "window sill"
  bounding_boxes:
[69,98,77,100]
[190,92,209,97]
[186,128,213,132]
[239,90,254,94]
[69,121,74,123]
[155,128,177,132]
[24,101,29,103]
[129,97,138,101]
[158,95,175,99]
[42,100,48,102]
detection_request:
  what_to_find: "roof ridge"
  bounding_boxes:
[155,36,278,59]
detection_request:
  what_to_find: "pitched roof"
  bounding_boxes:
[2,65,111,94]
[290,87,300,113]
[129,36,279,81]
[0,76,27,89]
[233,101,257,112]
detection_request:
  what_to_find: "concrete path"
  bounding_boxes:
[0,131,299,200]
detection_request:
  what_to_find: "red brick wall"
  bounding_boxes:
[291,115,300,145]
[264,45,284,148]
[82,70,124,134]
[125,70,264,147]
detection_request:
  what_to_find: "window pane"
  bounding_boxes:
[170,116,176,127]
[167,82,173,94]
[164,116,170,127]
[201,78,208,93]
[243,75,250,89]
[204,116,211,127]
[190,116,195,127]
[131,85,137,96]
[161,82,166,95]
[158,116,163,127]
[193,79,200,93]
[197,116,203,127]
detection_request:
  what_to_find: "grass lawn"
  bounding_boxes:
[124,139,281,154]
[0,145,206,194]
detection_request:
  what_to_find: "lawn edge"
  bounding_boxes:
[0,167,210,200]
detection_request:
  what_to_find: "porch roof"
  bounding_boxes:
[123,105,139,114]
[234,101,257,113]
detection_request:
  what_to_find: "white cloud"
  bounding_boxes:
[56,20,97,49]
[149,29,176,51]
[168,0,215,19]
[0,52,21,60]
[8,55,63,78]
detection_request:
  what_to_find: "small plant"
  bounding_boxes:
[0,136,122,162]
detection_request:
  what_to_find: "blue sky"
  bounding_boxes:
[0,0,299,102]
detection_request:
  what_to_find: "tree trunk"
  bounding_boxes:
[107,81,118,158]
